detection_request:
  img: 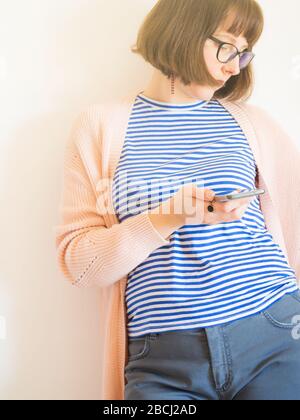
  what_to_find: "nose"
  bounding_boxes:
[225,55,241,77]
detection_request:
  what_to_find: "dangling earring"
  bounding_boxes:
[171,72,175,95]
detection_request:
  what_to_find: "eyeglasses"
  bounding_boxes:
[208,35,255,69]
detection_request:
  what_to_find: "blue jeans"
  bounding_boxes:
[125,289,300,400]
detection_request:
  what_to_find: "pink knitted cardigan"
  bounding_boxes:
[54,88,300,400]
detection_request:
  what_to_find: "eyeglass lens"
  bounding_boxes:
[218,44,253,69]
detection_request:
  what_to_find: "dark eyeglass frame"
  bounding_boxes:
[208,35,255,69]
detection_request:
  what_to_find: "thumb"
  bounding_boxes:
[204,188,215,202]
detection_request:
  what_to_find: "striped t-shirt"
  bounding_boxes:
[112,92,298,338]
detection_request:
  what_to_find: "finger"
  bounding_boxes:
[224,189,251,211]
[229,203,248,218]
[230,199,250,212]
[190,185,214,202]
[203,188,215,202]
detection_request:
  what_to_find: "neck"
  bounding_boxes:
[142,69,216,104]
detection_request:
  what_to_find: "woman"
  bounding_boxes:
[54,0,300,400]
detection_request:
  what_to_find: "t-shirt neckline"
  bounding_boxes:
[137,91,211,111]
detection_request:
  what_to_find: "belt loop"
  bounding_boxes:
[149,332,159,340]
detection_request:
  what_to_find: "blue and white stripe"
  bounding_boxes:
[112,93,298,338]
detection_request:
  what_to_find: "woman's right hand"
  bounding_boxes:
[163,182,253,226]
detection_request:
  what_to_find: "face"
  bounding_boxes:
[204,29,249,84]
[180,29,249,101]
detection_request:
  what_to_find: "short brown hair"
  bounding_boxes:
[131,0,264,102]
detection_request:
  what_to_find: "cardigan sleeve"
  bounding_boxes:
[265,113,300,282]
[54,108,170,289]
[245,103,300,281]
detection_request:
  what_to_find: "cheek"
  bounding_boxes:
[203,45,221,73]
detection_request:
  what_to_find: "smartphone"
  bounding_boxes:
[213,188,265,202]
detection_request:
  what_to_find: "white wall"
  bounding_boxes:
[0,0,299,400]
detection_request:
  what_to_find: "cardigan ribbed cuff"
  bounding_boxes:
[82,211,170,289]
